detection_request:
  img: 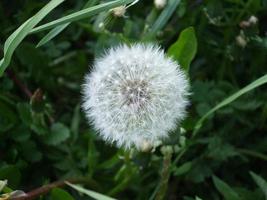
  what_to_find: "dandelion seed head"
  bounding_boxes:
[82,44,190,149]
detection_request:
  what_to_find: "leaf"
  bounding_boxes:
[250,171,267,199]
[212,176,240,200]
[30,0,136,34]
[0,101,17,132]
[167,27,197,72]
[45,123,70,145]
[0,166,21,188]
[20,140,42,162]
[0,0,64,76]
[193,74,267,137]
[148,0,181,37]
[36,23,70,47]
[17,103,32,126]
[0,180,7,192]
[51,188,75,200]
[173,161,192,176]
[67,182,116,200]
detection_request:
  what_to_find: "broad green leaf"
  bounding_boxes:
[45,123,70,145]
[167,27,197,72]
[30,0,135,34]
[51,188,75,200]
[212,176,240,200]
[147,0,181,37]
[67,182,116,200]
[250,171,267,199]
[0,0,64,76]
[193,74,267,137]
[0,166,21,188]
[36,23,70,47]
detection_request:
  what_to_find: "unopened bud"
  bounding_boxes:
[139,139,153,152]
[248,15,258,25]
[160,145,173,155]
[236,35,247,48]
[154,0,167,9]
[112,6,126,17]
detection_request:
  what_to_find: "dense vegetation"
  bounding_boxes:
[0,0,267,199]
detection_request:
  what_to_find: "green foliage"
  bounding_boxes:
[250,171,267,199]
[67,182,116,200]
[0,0,267,199]
[0,0,64,76]
[167,27,197,72]
[51,188,75,200]
[212,176,240,200]
[36,23,70,47]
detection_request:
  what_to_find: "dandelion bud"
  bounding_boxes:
[154,0,167,9]
[139,139,153,152]
[112,6,126,17]
[82,44,189,149]
[236,35,247,48]
[160,145,173,155]
[248,15,258,25]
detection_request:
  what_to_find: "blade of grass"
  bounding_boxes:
[30,0,135,34]
[66,182,116,200]
[250,171,267,199]
[173,73,267,166]
[36,0,99,47]
[145,0,181,38]
[193,73,267,137]
[36,23,70,47]
[0,0,64,76]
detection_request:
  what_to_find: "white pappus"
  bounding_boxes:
[82,44,190,150]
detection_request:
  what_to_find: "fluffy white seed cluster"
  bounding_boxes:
[82,44,189,150]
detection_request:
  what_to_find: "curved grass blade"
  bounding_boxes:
[36,23,70,47]
[36,0,99,48]
[146,0,181,38]
[250,171,267,199]
[30,0,135,34]
[0,0,64,76]
[193,74,267,136]
[66,182,116,200]
[212,176,240,200]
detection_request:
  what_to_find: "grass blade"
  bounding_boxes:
[212,176,240,200]
[66,182,116,200]
[36,0,99,48]
[30,0,135,34]
[250,171,267,199]
[147,0,181,37]
[193,74,267,136]
[0,0,64,76]
[36,23,70,47]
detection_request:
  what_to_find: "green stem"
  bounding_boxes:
[237,148,267,161]
[155,151,172,200]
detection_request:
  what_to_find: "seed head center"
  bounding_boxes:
[120,79,149,107]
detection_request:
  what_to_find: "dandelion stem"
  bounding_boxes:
[155,151,172,200]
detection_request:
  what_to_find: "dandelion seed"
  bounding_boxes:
[82,44,190,149]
